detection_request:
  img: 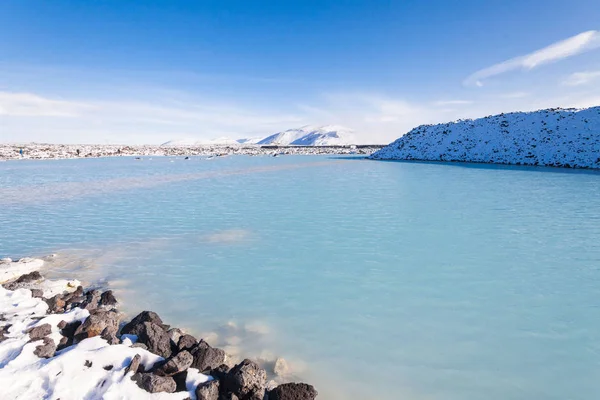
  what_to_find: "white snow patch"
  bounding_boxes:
[0,258,44,283]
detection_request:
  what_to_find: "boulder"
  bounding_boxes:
[131,342,148,350]
[135,322,172,358]
[209,364,230,381]
[195,379,219,400]
[73,309,120,343]
[30,288,44,298]
[33,337,56,358]
[99,290,118,306]
[154,350,193,376]
[219,393,240,400]
[268,383,318,400]
[132,372,176,393]
[28,323,52,341]
[125,354,142,375]
[177,334,198,352]
[101,326,120,345]
[80,289,101,311]
[121,311,168,336]
[223,359,266,400]
[190,340,226,372]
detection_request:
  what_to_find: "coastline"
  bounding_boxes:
[0,257,318,400]
[0,143,383,161]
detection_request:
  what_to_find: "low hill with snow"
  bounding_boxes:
[161,137,240,146]
[370,106,600,169]
[257,125,355,146]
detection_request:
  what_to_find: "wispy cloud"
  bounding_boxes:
[464,30,600,87]
[562,70,600,86]
[0,91,94,117]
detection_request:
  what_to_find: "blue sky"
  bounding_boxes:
[1,0,600,143]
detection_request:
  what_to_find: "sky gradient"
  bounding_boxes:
[1,0,600,144]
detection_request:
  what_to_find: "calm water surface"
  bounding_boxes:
[1,155,600,400]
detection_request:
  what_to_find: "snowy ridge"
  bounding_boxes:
[257,125,355,146]
[161,137,240,146]
[370,106,600,169]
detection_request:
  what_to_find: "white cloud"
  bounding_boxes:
[464,30,600,87]
[0,91,305,144]
[562,70,600,86]
[0,91,93,116]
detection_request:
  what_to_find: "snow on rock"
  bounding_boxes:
[370,106,600,169]
[257,125,355,146]
[0,258,45,284]
[0,285,210,399]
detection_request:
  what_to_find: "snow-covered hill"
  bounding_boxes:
[370,107,600,169]
[257,125,355,146]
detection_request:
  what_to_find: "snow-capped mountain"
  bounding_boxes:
[370,106,600,169]
[236,137,263,144]
[257,125,355,146]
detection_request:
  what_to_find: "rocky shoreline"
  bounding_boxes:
[0,257,318,400]
[0,143,383,161]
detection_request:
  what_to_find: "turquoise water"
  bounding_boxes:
[1,156,600,400]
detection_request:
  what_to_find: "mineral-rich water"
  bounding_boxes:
[1,155,600,400]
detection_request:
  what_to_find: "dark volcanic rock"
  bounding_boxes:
[196,379,219,400]
[125,354,142,375]
[99,290,117,307]
[30,289,44,298]
[73,309,120,343]
[45,295,66,313]
[3,271,43,290]
[121,311,168,336]
[80,289,101,311]
[209,364,231,381]
[223,359,266,400]
[101,326,120,345]
[132,372,176,393]
[177,334,198,352]
[33,337,56,358]
[28,323,52,341]
[131,342,148,350]
[219,393,240,400]
[154,350,193,376]
[268,383,318,400]
[56,336,70,351]
[190,340,226,372]
[135,322,172,358]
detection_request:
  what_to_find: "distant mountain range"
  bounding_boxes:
[370,106,600,169]
[161,125,355,147]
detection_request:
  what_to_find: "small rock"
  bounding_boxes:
[30,289,44,298]
[135,322,172,359]
[195,379,219,400]
[125,354,142,375]
[28,323,52,341]
[223,359,266,400]
[33,337,56,358]
[121,311,168,336]
[60,320,82,339]
[85,360,93,367]
[154,350,193,376]
[190,340,226,372]
[132,372,176,393]
[177,334,198,352]
[101,326,120,345]
[45,295,66,313]
[73,309,120,343]
[103,365,114,371]
[268,383,318,400]
[99,290,118,306]
[56,336,70,351]
[57,320,67,330]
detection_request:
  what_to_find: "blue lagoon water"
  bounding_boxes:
[1,155,600,399]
